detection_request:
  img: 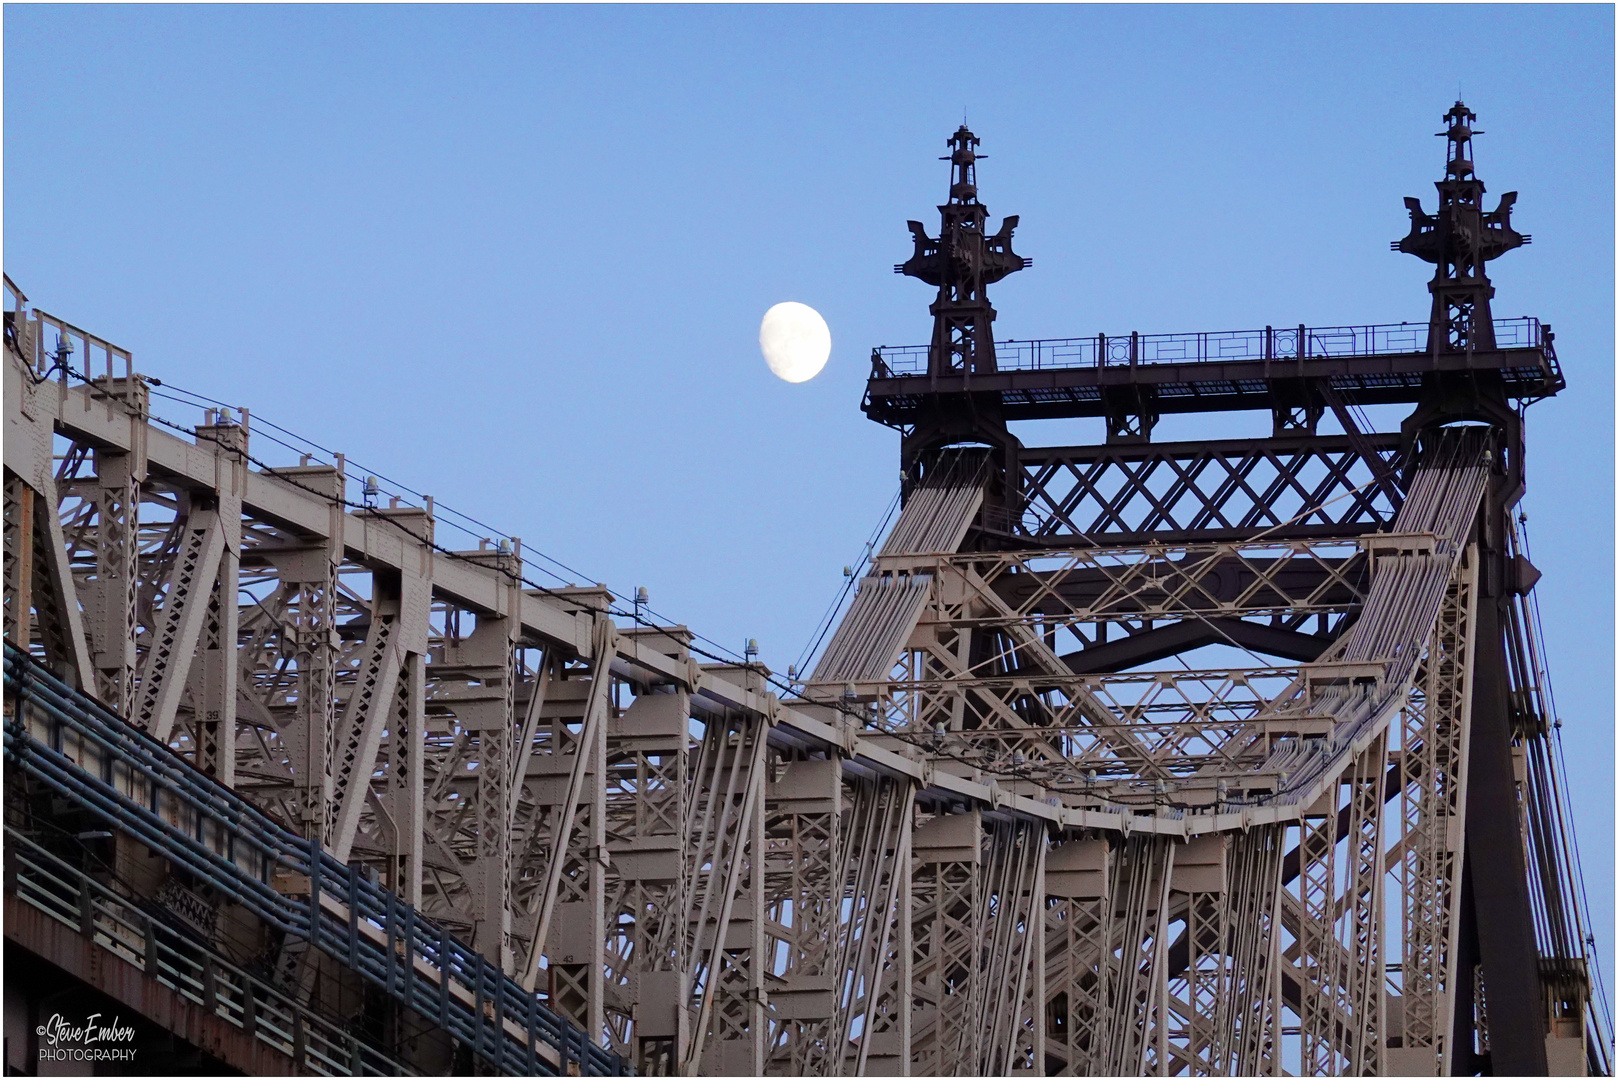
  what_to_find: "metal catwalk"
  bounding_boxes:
[3,103,1607,1076]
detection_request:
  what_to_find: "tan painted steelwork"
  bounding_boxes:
[2,102,1601,1079]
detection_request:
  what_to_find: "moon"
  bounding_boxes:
[759,301,831,383]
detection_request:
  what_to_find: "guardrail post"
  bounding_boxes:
[77,876,94,937]
[346,862,360,967]
[1298,323,1307,364]
[473,951,486,1059]
[1097,332,1106,367]
[307,834,321,952]
[384,887,397,995]
[1130,330,1139,369]
[437,926,451,1027]
[403,904,416,1009]
[493,979,506,1073]
[293,1011,307,1070]
[350,1029,364,1076]
[526,994,539,1075]
[144,917,160,974]
[242,981,257,1039]
[203,956,217,1013]
[492,964,506,1069]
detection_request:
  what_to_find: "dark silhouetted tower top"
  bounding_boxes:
[897,126,1030,377]
[1394,101,1530,353]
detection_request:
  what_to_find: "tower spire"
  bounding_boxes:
[1394,101,1530,353]
[897,125,1029,376]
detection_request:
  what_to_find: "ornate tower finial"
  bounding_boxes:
[1394,101,1530,353]
[897,126,1029,376]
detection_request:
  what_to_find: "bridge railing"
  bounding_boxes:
[6,828,412,1075]
[2,645,626,1077]
[871,317,1548,376]
[25,309,134,385]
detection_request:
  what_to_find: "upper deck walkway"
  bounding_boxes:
[864,317,1563,424]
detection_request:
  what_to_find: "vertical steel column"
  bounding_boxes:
[1295,794,1343,1074]
[1292,734,1389,1077]
[588,650,610,1050]
[87,449,141,715]
[1392,547,1479,1075]
[909,807,981,1076]
[1222,828,1283,1077]
[763,757,841,1075]
[1099,835,1174,1077]
[987,819,1045,1076]
[384,514,433,907]
[680,706,767,1076]
[1022,831,1047,1075]
[271,521,342,848]
[1344,732,1390,1075]
[851,780,914,1077]
[519,613,614,1052]
[194,418,246,787]
[459,604,518,970]
[602,659,690,1071]
[1165,834,1230,1076]
[1043,836,1115,1077]
[1463,571,1549,1072]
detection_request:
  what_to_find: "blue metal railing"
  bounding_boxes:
[6,826,414,1075]
[871,317,1550,376]
[2,645,628,1077]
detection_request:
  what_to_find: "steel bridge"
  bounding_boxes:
[2,103,1608,1076]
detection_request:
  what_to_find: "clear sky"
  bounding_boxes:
[6,3,1612,1014]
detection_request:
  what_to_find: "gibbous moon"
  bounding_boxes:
[760,301,831,383]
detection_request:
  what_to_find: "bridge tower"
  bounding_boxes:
[837,105,1596,1076]
[1396,103,1556,1075]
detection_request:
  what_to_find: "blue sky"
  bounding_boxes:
[7,3,1612,1010]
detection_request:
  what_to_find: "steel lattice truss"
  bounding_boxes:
[2,102,1606,1078]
